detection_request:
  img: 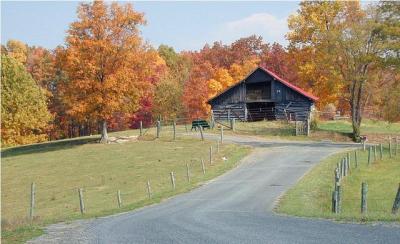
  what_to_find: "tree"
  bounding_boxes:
[1,55,52,146]
[6,40,28,64]
[59,1,151,143]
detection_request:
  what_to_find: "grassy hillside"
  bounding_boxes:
[1,128,250,243]
[276,145,400,222]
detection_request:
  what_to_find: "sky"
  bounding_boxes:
[1,1,300,52]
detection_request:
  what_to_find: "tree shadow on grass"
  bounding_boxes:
[1,136,100,158]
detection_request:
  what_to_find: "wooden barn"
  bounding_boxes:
[208,67,318,122]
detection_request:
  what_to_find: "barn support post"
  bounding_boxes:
[227,109,231,122]
[306,118,310,137]
[230,118,235,131]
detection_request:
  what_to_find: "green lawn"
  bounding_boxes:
[214,119,400,142]
[317,119,400,135]
[1,126,250,243]
[276,145,400,222]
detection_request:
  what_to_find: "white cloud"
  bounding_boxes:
[216,13,289,46]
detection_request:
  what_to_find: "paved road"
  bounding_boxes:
[30,135,400,244]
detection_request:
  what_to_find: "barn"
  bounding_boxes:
[208,67,318,122]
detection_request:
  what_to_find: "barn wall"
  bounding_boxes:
[275,101,312,121]
[209,68,315,122]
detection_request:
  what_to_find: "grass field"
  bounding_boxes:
[1,126,250,243]
[276,145,400,222]
[217,119,400,142]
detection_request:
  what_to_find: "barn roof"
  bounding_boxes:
[208,66,319,102]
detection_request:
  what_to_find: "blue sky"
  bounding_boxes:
[1,1,300,52]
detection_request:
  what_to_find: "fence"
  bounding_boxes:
[331,137,400,215]
[2,120,233,230]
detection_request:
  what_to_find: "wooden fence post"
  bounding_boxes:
[78,188,85,214]
[170,172,176,190]
[211,110,215,129]
[185,124,188,133]
[337,162,341,180]
[374,145,377,162]
[340,159,344,178]
[156,120,161,138]
[380,144,383,160]
[201,158,206,175]
[117,190,122,208]
[139,121,143,136]
[361,182,368,214]
[392,183,400,214]
[337,185,342,213]
[147,180,152,199]
[354,150,358,168]
[342,158,346,177]
[199,125,204,141]
[220,126,224,144]
[209,146,213,165]
[347,152,351,169]
[217,140,220,153]
[30,182,35,221]
[396,137,398,156]
[186,163,191,183]
[335,168,340,187]
[363,140,366,151]
[389,136,392,158]
[368,146,372,165]
[173,121,176,140]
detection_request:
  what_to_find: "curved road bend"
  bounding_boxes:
[30,135,400,244]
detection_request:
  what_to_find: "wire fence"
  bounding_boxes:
[1,128,238,230]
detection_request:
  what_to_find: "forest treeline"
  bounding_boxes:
[1,1,399,146]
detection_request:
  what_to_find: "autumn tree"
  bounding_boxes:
[5,40,28,64]
[1,55,52,146]
[288,1,398,140]
[152,45,190,122]
[59,1,153,143]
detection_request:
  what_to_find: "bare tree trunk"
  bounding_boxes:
[100,120,108,143]
[350,80,364,142]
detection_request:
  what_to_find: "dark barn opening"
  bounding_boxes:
[246,102,275,121]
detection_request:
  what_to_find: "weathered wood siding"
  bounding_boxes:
[209,67,315,122]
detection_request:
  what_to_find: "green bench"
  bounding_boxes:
[191,120,210,131]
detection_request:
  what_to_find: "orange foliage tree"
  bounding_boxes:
[58,1,158,143]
